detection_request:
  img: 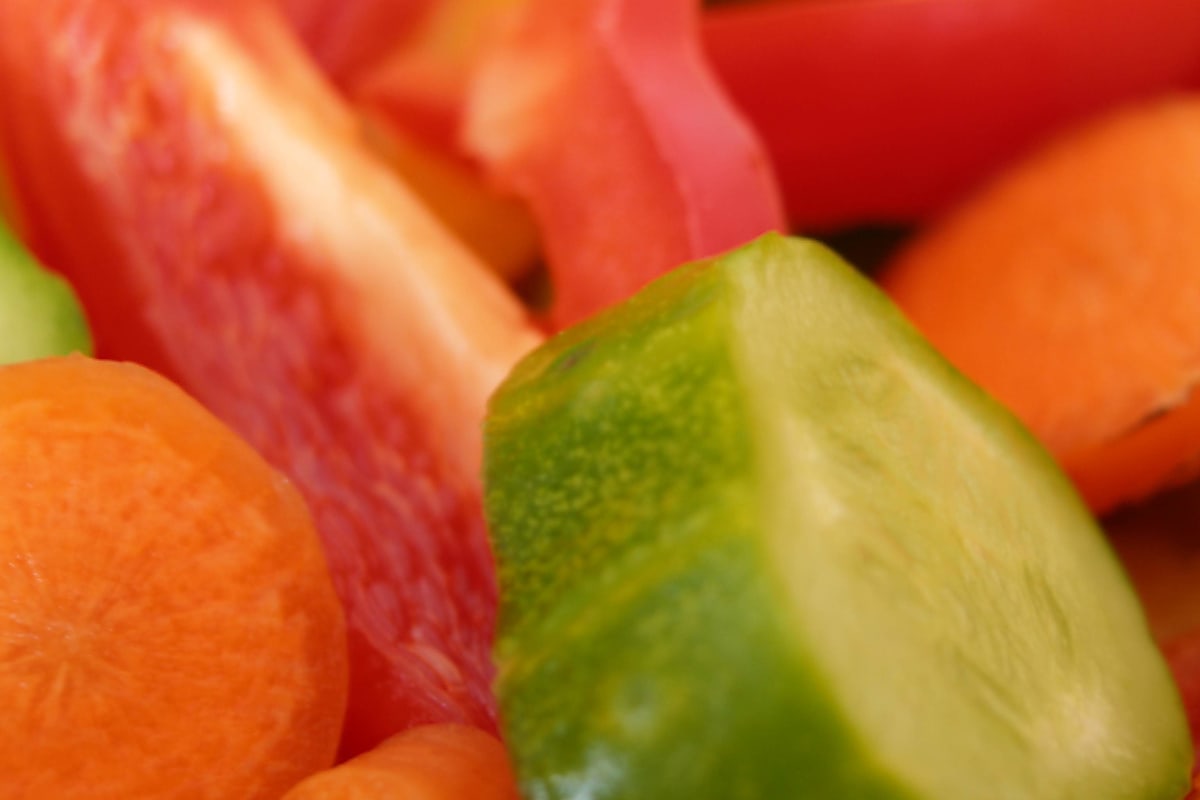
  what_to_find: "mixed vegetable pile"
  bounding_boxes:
[2,0,1200,797]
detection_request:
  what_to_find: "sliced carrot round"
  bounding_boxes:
[0,355,347,798]
[281,724,519,799]
[881,94,1200,514]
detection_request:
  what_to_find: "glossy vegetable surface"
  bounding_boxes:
[0,0,540,759]
[705,0,1200,230]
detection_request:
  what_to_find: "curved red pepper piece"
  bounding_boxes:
[465,0,785,329]
[277,0,434,87]
[704,0,1200,230]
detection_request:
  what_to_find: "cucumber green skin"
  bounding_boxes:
[484,234,1192,799]
[488,262,909,799]
[0,220,92,364]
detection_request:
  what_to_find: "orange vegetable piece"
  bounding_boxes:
[880,94,1200,514]
[281,724,519,799]
[0,355,348,799]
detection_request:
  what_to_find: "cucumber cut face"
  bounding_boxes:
[483,233,1192,800]
[0,222,92,365]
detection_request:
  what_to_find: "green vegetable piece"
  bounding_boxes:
[0,220,92,364]
[484,233,1192,799]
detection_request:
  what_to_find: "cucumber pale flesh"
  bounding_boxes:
[484,234,1191,799]
[0,220,91,364]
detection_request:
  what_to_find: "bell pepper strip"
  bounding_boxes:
[351,0,528,155]
[0,0,543,759]
[703,0,1200,231]
[284,0,543,280]
[348,0,542,281]
[360,112,541,282]
[277,0,434,87]
[1157,621,1200,796]
[1168,637,1200,800]
[1107,487,1200,792]
[0,161,25,238]
[463,0,785,329]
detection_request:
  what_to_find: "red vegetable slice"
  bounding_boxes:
[348,0,544,281]
[0,0,541,758]
[1166,636,1200,798]
[350,0,525,156]
[277,0,433,87]
[464,0,785,329]
[703,0,1200,231]
[0,160,22,233]
[1107,482,1200,792]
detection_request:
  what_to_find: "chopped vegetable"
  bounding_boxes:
[279,0,433,87]
[1107,481,1200,792]
[0,355,347,798]
[348,0,543,280]
[0,0,541,758]
[0,217,91,364]
[881,94,1200,515]
[282,725,519,799]
[2,0,1199,793]
[485,233,1191,799]
[356,103,541,282]
[704,0,1200,230]
[350,0,526,154]
[463,0,785,327]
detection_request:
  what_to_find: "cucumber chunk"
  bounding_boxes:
[484,233,1192,800]
[0,221,91,364]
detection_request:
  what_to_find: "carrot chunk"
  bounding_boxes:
[0,355,348,799]
[881,94,1200,514]
[282,724,518,799]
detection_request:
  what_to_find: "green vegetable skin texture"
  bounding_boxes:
[0,221,91,364]
[484,234,1192,799]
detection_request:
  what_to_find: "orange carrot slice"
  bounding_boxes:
[880,94,1200,514]
[281,724,519,799]
[0,355,347,798]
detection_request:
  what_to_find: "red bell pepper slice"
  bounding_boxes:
[0,0,541,758]
[347,0,543,281]
[1165,635,1200,795]
[704,0,1200,231]
[350,0,526,156]
[1107,483,1200,791]
[278,0,434,87]
[464,0,785,329]
[0,160,25,238]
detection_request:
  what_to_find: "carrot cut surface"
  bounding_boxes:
[0,355,347,799]
[0,0,542,758]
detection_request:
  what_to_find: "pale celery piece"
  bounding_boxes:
[484,233,1191,800]
[0,222,91,364]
